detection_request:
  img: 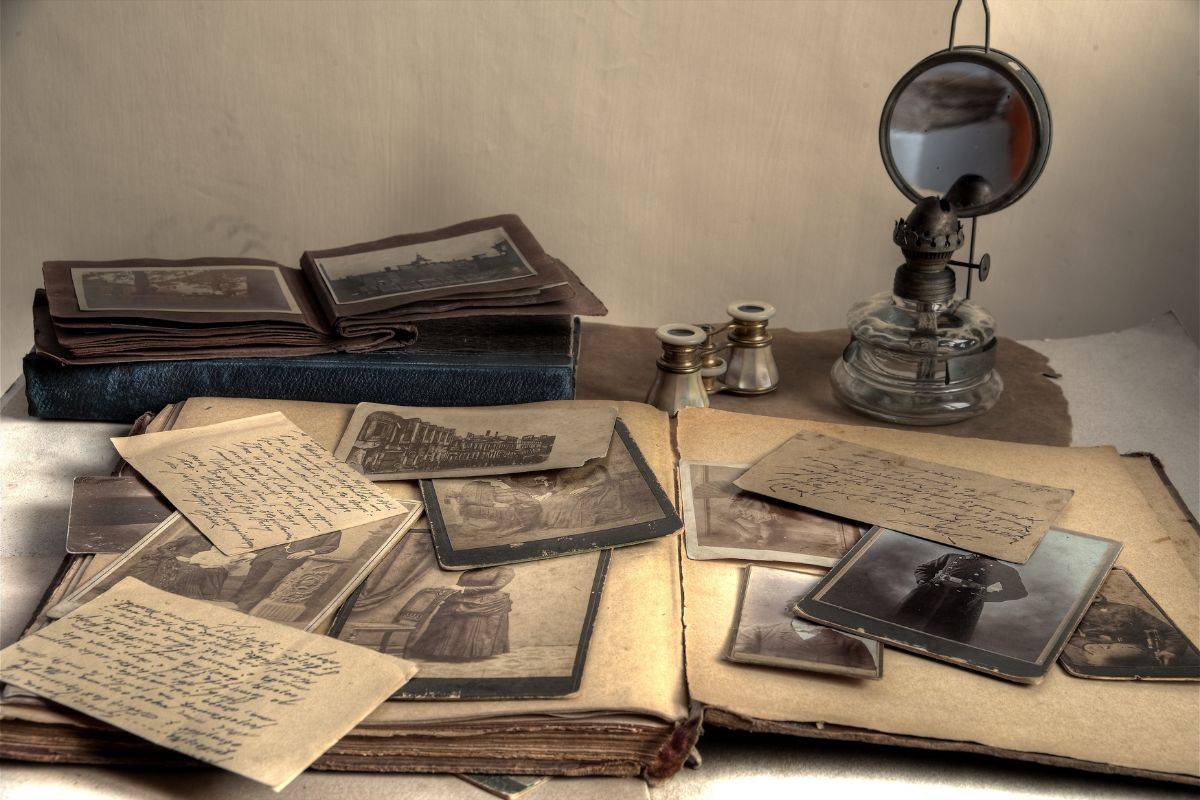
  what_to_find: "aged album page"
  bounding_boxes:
[677,408,1200,782]
[165,397,688,726]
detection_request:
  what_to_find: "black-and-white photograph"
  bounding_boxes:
[1060,568,1200,681]
[314,227,536,305]
[334,402,617,481]
[796,526,1122,683]
[348,415,555,473]
[51,509,422,631]
[71,264,300,313]
[422,422,681,569]
[727,565,882,679]
[65,475,174,554]
[681,461,865,567]
[329,530,609,699]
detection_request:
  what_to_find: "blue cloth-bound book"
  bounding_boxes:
[24,316,579,422]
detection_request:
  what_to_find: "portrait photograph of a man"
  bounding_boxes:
[795,526,1122,683]
[1060,568,1200,681]
[727,566,881,679]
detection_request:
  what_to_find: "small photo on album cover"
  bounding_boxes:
[726,565,882,679]
[66,475,174,554]
[71,263,300,314]
[1059,567,1199,681]
[795,526,1122,684]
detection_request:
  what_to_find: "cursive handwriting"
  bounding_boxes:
[114,414,403,554]
[0,579,413,789]
[734,431,1073,562]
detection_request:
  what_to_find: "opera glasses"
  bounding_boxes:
[645,301,780,416]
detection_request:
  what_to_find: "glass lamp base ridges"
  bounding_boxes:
[830,356,1003,426]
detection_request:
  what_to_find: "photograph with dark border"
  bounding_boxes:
[726,565,882,679]
[795,526,1121,683]
[329,530,609,700]
[421,420,681,569]
[1059,567,1199,681]
[314,227,536,305]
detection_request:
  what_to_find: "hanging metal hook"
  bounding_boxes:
[948,0,991,52]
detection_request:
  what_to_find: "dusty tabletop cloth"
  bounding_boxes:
[576,323,1071,447]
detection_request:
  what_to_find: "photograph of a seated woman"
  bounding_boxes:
[406,567,515,662]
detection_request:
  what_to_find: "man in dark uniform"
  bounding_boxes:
[893,552,1027,643]
[235,531,342,612]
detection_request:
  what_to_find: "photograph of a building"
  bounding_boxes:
[315,228,536,305]
[347,412,556,474]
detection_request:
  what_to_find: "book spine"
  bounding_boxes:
[23,354,576,422]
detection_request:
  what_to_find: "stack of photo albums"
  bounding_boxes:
[24,215,604,421]
[2,396,1198,786]
[33,215,603,363]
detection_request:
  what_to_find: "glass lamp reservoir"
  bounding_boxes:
[831,197,1001,425]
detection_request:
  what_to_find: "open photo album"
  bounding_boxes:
[1,398,1196,787]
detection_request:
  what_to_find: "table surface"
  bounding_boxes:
[2,314,1196,800]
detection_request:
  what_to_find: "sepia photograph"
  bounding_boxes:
[65,475,174,554]
[681,461,865,567]
[727,565,882,679]
[314,227,537,305]
[1060,568,1200,681]
[71,264,300,314]
[422,421,681,569]
[50,507,422,631]
[334,401,617,481]
[329,530,609,699]
[795,526,1122,683]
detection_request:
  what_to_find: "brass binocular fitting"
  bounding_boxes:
[645,301,780,416]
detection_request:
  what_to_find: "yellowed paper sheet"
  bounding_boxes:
[333,401,618,480]
[734,429,1073,563]
[111,412,407,555]
[678,408,1200,781]
[0,578,416,791]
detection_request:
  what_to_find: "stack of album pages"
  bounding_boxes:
[1,397,1197,787]
[32,214,605,364]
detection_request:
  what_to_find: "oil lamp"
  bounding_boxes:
[831,0,1051,425]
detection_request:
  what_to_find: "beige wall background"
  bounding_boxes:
[2,0,1197,386]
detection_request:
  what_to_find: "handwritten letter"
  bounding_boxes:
[734,431,1073,563]
[112,412,405,555]
[0,579,416,790]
